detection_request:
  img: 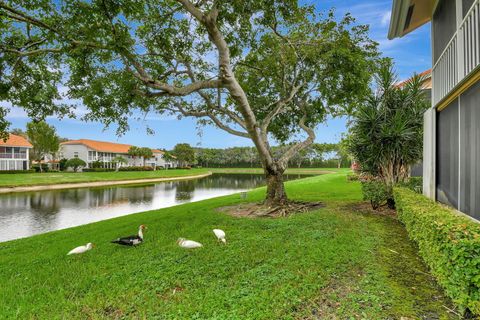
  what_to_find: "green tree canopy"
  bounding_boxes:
[26,121,60,172]
[65,157,86,172]
[172,143,195,167]
[0,0,377,205]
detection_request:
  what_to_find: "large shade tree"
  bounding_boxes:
[0,0,377,206]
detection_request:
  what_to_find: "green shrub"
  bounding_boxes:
[346,173,359,181]
[0,169,36,174]
[32,164,49,172]
[118,166,154,172]
[82,168,115,172]
[59,158,68,171]
[90,160,104,169]
[394,188,480,316]
[399,177,422,194]
[361,180,391,209]
[65,158,86,172]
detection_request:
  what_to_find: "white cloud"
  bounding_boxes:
[381,10,391,26]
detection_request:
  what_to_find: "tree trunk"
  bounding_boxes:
[264,166,288,206]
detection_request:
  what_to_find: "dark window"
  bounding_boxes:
[436,98,459,209]
[463,0,475,17]
[459,81,480,220]
[433,0,457,62]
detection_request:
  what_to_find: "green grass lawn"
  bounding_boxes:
[0,168,209,188]
[0,172,455,319]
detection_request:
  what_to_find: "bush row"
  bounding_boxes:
[394,187,480,316]
[0,169,36,174]
[82,168,116,172]
[118,166,154,171]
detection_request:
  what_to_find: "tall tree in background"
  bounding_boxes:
[26,121,59,172]
[0,1,377,206]
[10,128,27,138]
[173,143,195,167]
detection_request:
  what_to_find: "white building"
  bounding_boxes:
[59,139,177,169]
[0,134,32,171]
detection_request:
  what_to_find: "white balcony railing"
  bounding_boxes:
[0,153,27,159]
[433,0,480,105]
[463,1,480,76]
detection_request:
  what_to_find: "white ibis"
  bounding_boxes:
[213,229,226,244]
[67,243,94,255]
[111,225,146,246]
[177,238,203,249]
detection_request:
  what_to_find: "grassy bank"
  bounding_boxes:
[0,172,455,319]
[0,168,209,188]
[208,167,347,175]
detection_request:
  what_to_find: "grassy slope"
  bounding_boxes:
[0,172,454,319]
[0,168,208,187]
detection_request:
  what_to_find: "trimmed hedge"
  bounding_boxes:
[0,169,35,174]
[118,166,154,172]
[394,187,480,315]
[82,168,115,172]
[398,176,422,194]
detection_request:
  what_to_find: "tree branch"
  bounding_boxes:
[171,102,250,138]
[278,103,316,165]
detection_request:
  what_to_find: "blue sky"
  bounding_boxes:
[5,0,431,150]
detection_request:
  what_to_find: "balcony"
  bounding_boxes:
[433,0,480,105]
[0,153,27,159]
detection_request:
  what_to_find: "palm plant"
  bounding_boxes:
[347,60,429,200]
[112,156,128,172]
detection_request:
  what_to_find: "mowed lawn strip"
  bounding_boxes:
[0,168,209,188]
[0,172,455,319]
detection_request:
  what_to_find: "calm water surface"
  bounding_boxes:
[0,173,309,242]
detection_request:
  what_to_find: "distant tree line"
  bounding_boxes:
[194,143,351,168]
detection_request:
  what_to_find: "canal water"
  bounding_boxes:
[0,173,310,242]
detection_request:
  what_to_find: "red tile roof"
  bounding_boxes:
[396,69,432,89]
[61,139,164,154]
[0,134,33,148]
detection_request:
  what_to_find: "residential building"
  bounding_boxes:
[389,0,480,220]
[60,139,177,169]
[0,134,32,171]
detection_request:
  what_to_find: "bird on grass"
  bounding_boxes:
[213,229,226,244]
[111,225,146,246]
[67,243,94,255]
[177,238,203,249]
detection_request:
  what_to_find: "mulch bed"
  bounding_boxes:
[217,201,325,218]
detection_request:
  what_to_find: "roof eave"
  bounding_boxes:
[388,0,410,39]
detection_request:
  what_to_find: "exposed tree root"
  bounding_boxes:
[217,201,325,218]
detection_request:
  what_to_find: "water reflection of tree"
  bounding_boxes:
[175,180,195,201]
[194,174,265,189]
[29,192,60,216]
[119,185,155,204]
